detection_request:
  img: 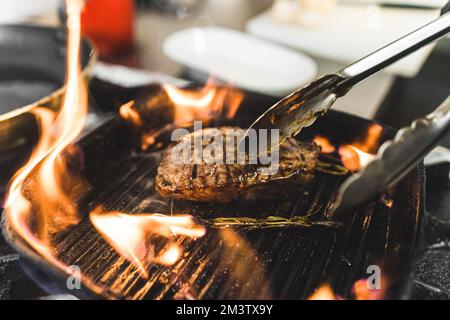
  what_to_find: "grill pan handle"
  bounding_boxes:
[331,96,450,219]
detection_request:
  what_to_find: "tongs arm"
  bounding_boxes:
[337,9,450,91]
[332,96,450,219]
[245,4,450,148]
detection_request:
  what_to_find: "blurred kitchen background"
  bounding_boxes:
[1,0,449,135]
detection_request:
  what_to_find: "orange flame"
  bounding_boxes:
[4,0,206,282]
[119,79,244,150]
[338,124,382,171]
[314,124,383,171]
[90,209,205,277]
[119,100,142,127]
[5,0,87,260]
[308,284,337,300]
[156,243,182,266]
[313,135,335,154]
[339,145,375,171]
[352,277,386,300]
[309,277,386,300]
[164,79,243,123]
[355,124,383,154]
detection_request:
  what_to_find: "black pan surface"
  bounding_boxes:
[0,25,93,114]
[0,25,94,190]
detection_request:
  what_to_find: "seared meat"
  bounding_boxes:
[156,127,321,202]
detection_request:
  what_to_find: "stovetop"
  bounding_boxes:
[411,164,450,300]
[0,73,449,300]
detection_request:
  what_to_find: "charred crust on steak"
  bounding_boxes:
[156,127,321,202]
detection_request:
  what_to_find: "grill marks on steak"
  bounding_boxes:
[156,127,321,202]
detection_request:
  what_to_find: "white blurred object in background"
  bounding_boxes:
[248,4,439,77]
[271,0,298,22]
[297,0,337,26]
[0,0,58,24]
[248,2,444,119]
[163,27,318,96]
[339,0,447,8]
[271,0,338,25]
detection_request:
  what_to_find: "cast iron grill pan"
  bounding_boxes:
[2,88,424,300]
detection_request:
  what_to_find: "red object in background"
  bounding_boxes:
[81,0,134,59]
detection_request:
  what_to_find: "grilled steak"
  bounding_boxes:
[156,127,321,202]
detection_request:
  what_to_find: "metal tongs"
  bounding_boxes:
[245,4,450,147]
[331,96,450,219]
[244,3,450,220]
